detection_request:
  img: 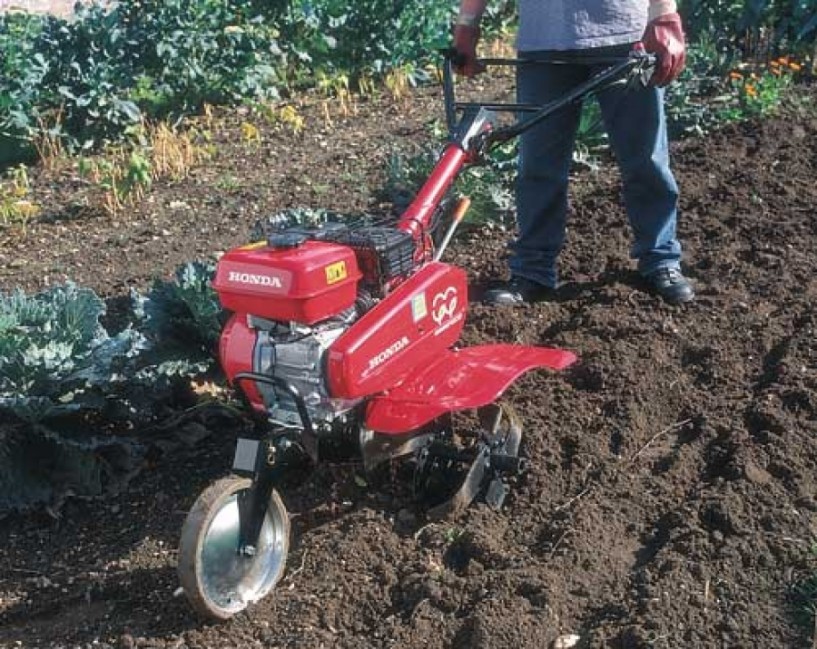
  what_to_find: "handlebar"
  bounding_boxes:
[394,48,656,245]
[441,47,657,148]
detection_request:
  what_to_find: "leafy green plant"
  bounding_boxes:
[133,261,222,371]
[3,0,815,167]
[1,0,517,161]
[279,0,452,86]
[664,37,736,137]
[0,0,286,157]
[0,283,148,423]
[0,265,225,515]
[0,12,48,163]
[383,143,517,226]
[117,0,284,113]
[664,38,806,137]
[681,0,817,54]
[251,207,355,240]
[574,98,608,171]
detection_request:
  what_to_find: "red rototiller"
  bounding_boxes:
[177,49,655,619]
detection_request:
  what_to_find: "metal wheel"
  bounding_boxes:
[178,476,289,620]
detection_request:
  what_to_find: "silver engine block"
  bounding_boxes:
[249,313,358,431]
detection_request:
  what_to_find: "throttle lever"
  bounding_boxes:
[629,45,658,89]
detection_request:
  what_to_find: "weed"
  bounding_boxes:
[317,72,354,116]
[32,114,65,171]
[79,149,152,214]
[485,36,516,61]
[240,121,262,146]
[278,105,306,134]
[202,103,215,130]
[148,122,206,180]
[384,66,415,101]
[0,165,40,230]
[256,103,306,135]
[357,73,377,98]
[216,175,241,191]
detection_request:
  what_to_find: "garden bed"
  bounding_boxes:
[0,82,816,647]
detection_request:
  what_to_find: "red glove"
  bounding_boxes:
[452,24,485,77]
[642,12,686,86]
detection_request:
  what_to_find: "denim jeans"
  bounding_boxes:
[510,45,683,288]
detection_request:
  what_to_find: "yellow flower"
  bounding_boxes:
[744,84,757,97]
[789,62,802,71]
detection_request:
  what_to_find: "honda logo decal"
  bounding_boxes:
[432,286,458,325]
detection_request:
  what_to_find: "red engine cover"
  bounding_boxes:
[327,262,467,399]
[218,312,265,412]
[213,240,361,325]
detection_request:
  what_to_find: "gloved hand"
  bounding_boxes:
[642,12,686,86]
[452,24,485,77]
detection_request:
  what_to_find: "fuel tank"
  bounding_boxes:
[327,262,467,399]
[212,238,361,325]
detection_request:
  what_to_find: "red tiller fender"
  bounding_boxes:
[364,344,577,434]
[327,261,468,399]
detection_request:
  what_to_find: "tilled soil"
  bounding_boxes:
[1,83,816,648]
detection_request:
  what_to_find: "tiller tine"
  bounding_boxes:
[422,403,526,520]
[359,429,436,473]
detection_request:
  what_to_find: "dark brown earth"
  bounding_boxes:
[1,80,816,649]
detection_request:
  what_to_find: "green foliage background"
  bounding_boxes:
[0,0,515,159]
[1,0,813,160]
[2,0,812,162]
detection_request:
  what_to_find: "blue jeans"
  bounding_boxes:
[510,45,683,288]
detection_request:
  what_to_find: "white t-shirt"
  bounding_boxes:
[516,0,648,51]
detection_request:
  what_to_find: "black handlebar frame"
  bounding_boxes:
[440,48,656,153]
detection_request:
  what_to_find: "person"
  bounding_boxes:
[452,0,695,305]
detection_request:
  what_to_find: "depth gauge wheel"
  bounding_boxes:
[178,476,290,620]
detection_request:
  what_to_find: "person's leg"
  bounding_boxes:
[597,76,693,304]
[508,56,588,289]
[596,79,682,275]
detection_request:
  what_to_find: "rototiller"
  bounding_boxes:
[177,48,655,619]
